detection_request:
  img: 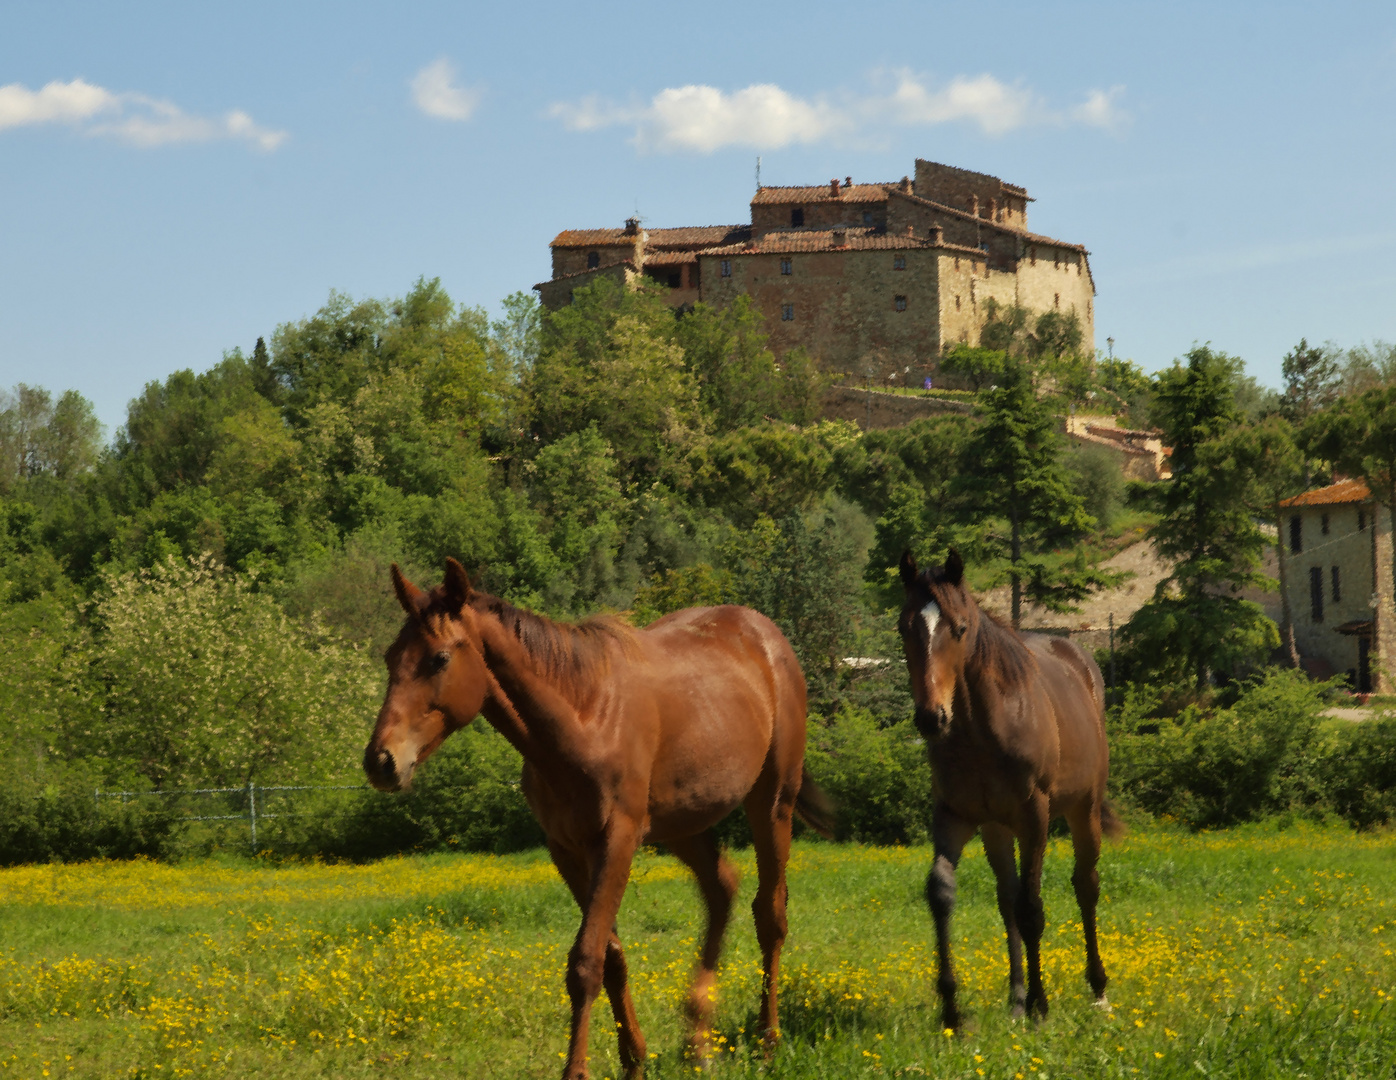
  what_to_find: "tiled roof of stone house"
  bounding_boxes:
[750,183,894,205]
[1280,478,1373,507]
[886,187,1091,256]
[696,226,979,255]
[551,226,750,249]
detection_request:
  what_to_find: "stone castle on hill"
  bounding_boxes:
[536,159,1096,376]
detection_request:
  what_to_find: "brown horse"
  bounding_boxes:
[898,549,1120,1030]
[364,559,833,1080]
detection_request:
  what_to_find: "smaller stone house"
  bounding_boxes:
[1277,479,1395,691]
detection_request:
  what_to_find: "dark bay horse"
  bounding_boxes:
[364,559,833,1080]
[898,549,1121,1030]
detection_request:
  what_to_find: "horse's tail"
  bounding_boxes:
[1100,799,1128,841]
[795,766,837,839]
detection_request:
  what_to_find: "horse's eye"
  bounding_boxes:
[954,623,967,639]
[429,651,450,674]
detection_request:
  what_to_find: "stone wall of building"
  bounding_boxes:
[914,159,1030,228]
[1015,250,1097,348]
[699,243,943,376]
[535,261,636,310]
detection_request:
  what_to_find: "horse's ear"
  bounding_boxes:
[944,548,964,586]
[899,550,919,589]
[391,563,426,617]
[442,557,473,612]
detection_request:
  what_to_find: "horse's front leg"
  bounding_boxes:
[926,807,978,1031]
[549,841,647,1078]
[1015,796,1051,1020]
[981,822,1026,1018]
[562,823,641,1080]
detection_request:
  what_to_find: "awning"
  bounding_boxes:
[1332,619,1374,637]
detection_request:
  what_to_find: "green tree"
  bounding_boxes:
[955,356,1111,627]
[0,385,104,491]
[1123,346,1278,690]
[529,278,708,485]
[1280,338,1341,424]
[1240,416,1306,668]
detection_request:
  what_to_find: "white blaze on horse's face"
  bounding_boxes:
[920,601,941,647]
[918,599,956,730]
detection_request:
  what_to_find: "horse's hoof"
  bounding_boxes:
[1092,995,1112,1014]
[1009,1003,1026,1020]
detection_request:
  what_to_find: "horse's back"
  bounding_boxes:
[1021,632,1109,802]
[635,605,807,839]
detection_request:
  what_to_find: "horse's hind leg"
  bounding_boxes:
[548,840,647,1080]
[1066,802,1109,1004]
[746,779,797,1050]
[666,832,740,1064]
[1015,797,1051,1021]
[981,822,1026,1018]
[927,807,978,1031]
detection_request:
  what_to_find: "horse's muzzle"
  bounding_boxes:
[914,705,950,740]
[364,744,412,792]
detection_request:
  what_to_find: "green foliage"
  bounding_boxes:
[955,355,1112,624]
[803,709,933,843]
[1064,443,1126,528]
[675,295,827,430]
[90,556,380,789]
[1109,670,1335,827]
[1322,716,1396,829]
[1280,338,1341,423]
[529,278,708,484]
[1123,346,1278,688]
[0,384,103,491]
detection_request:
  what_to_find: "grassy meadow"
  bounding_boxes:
[1,822,1392,1079]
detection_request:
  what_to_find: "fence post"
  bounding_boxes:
[248,781,257,855]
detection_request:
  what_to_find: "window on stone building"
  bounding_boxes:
[1030,246,1037,266]
[955,295,961,310]
[863,211,874,226]
[1289,515,1302,553]
[720,260,731,277]
[1321,513,1330,535]
[895,295,907,311]
[781,304,794,321]
[893,256,906,270]
[587,252,600,269]
[1310,567,1324,623]
[780,258,793,275]
[791,208,804,227]
[1359,508,1367,530]
[1054,251,1061,269]
[1054,293,1060,309]
[1332,566,1341,603]
[954,257,960,270]
[667,272,681,288]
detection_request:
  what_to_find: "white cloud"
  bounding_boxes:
[411,59,480,121]
[550,72,1131,152]
[0,77,287,150]
[884,73,1043,135]
[1071,86,1130,133]
[0,78,118,129]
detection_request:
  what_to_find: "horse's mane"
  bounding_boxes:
[967,601,1036,693]
[466,592,637,696]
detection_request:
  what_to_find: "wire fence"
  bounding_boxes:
[93,782,372,853]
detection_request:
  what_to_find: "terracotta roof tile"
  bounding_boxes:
[697,226,971,256]
[1279,479,1373,507]
[551,225,749,249]
[750,184,893,206]
[532,261,635,290]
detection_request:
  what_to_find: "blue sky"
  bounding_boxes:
[3,0,1395,434]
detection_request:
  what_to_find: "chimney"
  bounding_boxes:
[899,176,912,194]
[830,178,841,197]
[845,176,852,189]
[832,229,847,248]
[904,225,915,237]
[929,224,944,244]
[624,217,640,235]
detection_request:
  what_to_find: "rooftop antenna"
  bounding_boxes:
[756,155,762,191]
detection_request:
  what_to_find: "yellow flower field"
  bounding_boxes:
[0,823,1392,1078]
